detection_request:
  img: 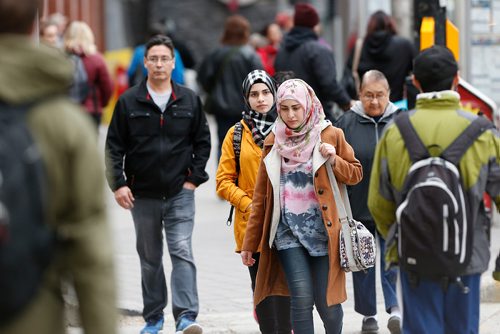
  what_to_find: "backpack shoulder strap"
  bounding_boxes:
[442,115,494,165]
[225,121,243,227]
[233,121,243,174]
[394,112,430,162]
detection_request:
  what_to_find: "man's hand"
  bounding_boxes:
[241,251,256,266]
[183,181,196,190]
[114,186,135,210]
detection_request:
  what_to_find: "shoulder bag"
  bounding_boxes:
[325,162,376,272]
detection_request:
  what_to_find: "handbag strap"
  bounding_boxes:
[325,162,353,221]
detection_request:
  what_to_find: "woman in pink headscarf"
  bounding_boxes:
[241,79,363,333]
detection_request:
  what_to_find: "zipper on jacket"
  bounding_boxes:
[160,113,164,127]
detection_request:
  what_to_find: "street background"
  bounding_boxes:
[71,116,500,333]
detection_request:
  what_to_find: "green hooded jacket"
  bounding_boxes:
[0,35,116,333]
[368,91,500,275]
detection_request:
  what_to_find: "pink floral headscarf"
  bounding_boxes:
[275,79,325,171]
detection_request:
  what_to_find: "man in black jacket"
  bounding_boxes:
[105,35,210,334]
[275,2,353,121]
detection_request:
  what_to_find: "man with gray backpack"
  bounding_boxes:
[368,45,500,334]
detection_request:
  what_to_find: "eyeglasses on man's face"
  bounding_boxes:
[361,92,388,102]
[146,56,174,64]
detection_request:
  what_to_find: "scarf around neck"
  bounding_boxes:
[241,70,277,148]
[274,79,325,171]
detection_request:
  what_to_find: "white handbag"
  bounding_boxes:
[326,163,376,272]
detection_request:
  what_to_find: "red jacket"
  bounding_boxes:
[81,52,113,114]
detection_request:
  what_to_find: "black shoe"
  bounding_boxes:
[361,317,379,334]
[387,315,401,334]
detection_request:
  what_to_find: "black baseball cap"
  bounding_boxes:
[413,45,458,91]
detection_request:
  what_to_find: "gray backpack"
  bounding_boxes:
[68,55,90,103]
[394,112,492,280]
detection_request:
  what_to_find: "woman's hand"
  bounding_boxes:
[319,142,336,166]
[241,251,255,266]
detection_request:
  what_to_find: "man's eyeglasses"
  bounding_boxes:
[361,93,387,101]
[147,56,174,64]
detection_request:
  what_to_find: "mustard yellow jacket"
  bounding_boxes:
[216,121,263,252]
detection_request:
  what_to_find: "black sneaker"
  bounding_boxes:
[494,253,500,281]
[361,317,379,334]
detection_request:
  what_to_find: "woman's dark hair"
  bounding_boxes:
[366,10,397,37]
[221,15,250,46]
[145,35,175,58]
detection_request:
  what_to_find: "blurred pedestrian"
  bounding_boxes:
[256,22,283,76]
[46,12,67,47]
[368,45,500,334]
[0,0,116,333]
[335,70,402,334]
[198,14,263,160]
[216,70,291,333]
[241,78,363,334]
[39,19,59,48]
[64,21,113,130]
[345,10,416,102]
[105,35,210,334]
[275,3,353,122]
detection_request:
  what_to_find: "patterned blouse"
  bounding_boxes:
[274,159,328,256]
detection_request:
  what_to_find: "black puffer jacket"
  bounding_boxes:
[347,31,416,101]
[275,27,351,118]
[198,45,263,118]
[105,79,211,199]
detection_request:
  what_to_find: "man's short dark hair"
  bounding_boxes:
[413,45,458,92]
[0,0,41,34]
[145,35,175,58]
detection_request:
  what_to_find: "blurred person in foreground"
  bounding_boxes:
[0,0,116,333]
[105,35,210,334]
[275,3,353,122]
[335,70,402,334]
[241,78,362,333]
[368,45,500,334]
[216,70,291,333]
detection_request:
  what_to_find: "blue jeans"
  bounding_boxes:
[131,189,199,322]
[352,228,398,316]
[277,247,343,334]
[400,271,480,334]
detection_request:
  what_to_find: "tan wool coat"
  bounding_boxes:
[242,123,363,307]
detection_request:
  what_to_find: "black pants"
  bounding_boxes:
[496,250,500,271]
[248,253,292,334]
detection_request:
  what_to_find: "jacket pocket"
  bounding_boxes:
[129,110,153,135]
[169,109,194,136]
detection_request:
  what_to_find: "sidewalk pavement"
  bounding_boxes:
[70,119,500,333]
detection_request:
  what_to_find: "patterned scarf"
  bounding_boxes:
[241,70,277,148]
[274,79,325,172]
